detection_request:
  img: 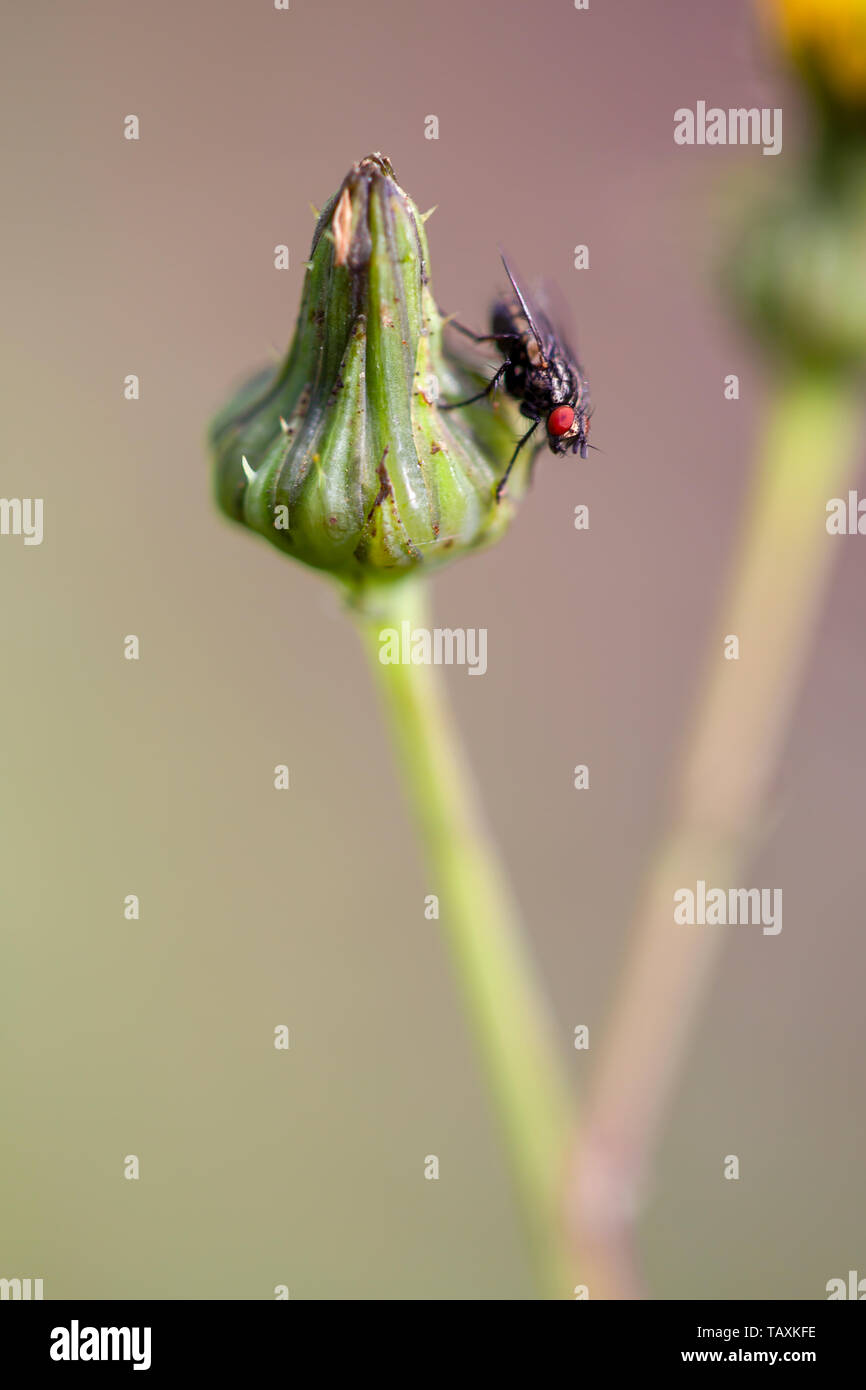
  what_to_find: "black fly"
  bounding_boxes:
[444,256,593,500]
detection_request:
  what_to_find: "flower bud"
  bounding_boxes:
[725,153,866,371]
[723,5,866,371]
[210,154,528,585]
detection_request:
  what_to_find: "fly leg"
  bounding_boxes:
[440,360,509,410]
[448,320,521,346]
[495,420,539,502]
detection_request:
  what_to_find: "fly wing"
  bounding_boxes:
[498,252,560,361]
[529,274,586,375]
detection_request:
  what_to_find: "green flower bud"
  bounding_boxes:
[210,154,529,586]
[724,140,866,373]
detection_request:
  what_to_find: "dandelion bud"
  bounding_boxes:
[210,154,527,585]
[726,166,866,370]
[725,4,866,371]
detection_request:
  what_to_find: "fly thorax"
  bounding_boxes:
[546,360,573,403]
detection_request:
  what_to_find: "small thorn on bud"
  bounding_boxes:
[332,186,353,267]
[279,416,289,433]
[420,205,438,223]
[241,454,256,483]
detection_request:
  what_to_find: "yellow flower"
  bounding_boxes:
[768,0,866,105]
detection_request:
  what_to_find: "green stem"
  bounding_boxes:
[352,575,576,1298]
[569,366,862,1298]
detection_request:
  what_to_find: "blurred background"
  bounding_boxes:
[1,0,863,1299]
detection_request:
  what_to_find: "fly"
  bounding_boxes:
[444,255,593,501]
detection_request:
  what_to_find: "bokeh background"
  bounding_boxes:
[1,0,863,1299]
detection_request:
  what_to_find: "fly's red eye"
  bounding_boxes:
[547,405,575,437]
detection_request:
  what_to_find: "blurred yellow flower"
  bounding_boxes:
[769,0,866,105]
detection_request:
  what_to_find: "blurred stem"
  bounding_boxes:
[352,575,576,1298]
[569,367,862,1298]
